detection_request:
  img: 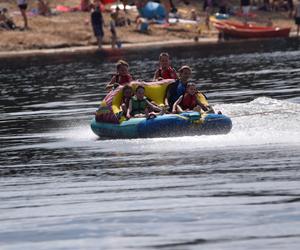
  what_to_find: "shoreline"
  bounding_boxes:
[0,38,216,59]
[1,0,298,60]
[0,36,299,61]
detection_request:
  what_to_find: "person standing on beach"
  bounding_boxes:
[37,0,51,16]
[81,0,92,12]
[294,0,300,37]
[161,0,171,23]
[240,0,251,23]
[240,0,251,14]
[110,11,118,48]
[17,0,28,29]
[120,0,128,13]
[91,1,104,49]
[287,0,294,18]
[203,0,213,30]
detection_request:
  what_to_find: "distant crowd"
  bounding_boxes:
[1,1,300,43]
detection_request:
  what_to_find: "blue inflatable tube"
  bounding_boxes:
[91,112,232,139]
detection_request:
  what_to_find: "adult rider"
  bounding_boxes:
[164,65,191,112]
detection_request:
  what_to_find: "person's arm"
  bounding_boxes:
[172,95,183,113]
[126,99,132,119]
[207,105,215,113]
[105,75,117,90]
[146,99,161,112]
[164,85,171,107]
[196,98,209,112]
[153,69,160,81]
[171,68,178,79]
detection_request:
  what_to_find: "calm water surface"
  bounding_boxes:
[0,49,300,250]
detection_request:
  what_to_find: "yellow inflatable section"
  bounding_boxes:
[111,80,209,115]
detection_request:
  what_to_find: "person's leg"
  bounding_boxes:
[111,34,117,48]
[21,9,28,28]
[205,7,210,30]
[19,5,28,29]
[97,36,102,48]
[176,105,184,113]
[144,108,150,118]
[193,105,202,113]
[121,103,127,114]
[122,0,128,13]
[243,6,251,23]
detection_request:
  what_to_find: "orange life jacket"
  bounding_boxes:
[115,74,132,85]
[157,67,177,79]
[180,93,197,110]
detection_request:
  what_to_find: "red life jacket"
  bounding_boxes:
[180,93,197,110]
[158,67,177,79]
[116,74,132,85]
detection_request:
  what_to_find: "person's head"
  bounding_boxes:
[135,85,145,100]
[191,9,196,20]
[123,85,133,98]
[186,82,197,95]
[93,0,100,7]
[159,52,170,69]
[116,60,129,76]
[178,65,192,83]
[111,11,118,19]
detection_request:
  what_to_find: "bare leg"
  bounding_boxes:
[121,103,127,114]
[111,35,117,48]
[205,7,210,30]
[20,9,28,29]
[134,113,146,118]
[97,36,102,49]
[145,108,150,118]
[122,0,128,13]
[193,105,202,113]
[176,105,184,113]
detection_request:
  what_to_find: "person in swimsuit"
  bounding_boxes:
[127,85,163,119]
[17,0,28,29]
[106,60,133,91]
[153,52,178,81]
[172,82,209,113]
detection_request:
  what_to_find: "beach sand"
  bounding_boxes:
[0,0,296,53]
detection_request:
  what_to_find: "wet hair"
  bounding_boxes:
[178,65,192,73]
[122,85,133,92]
[159,52,170,60]
[135,85,145,92]
[116,60,129,70]
[186,82,196,88]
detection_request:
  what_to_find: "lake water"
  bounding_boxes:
[1,47,300,250]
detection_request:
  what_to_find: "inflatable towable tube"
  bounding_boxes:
[91,80,232,139]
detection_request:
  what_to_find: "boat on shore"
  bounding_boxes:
[91,80,232,139]
[211,18,291,39]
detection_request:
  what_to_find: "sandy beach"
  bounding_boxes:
[0,0,297,56]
